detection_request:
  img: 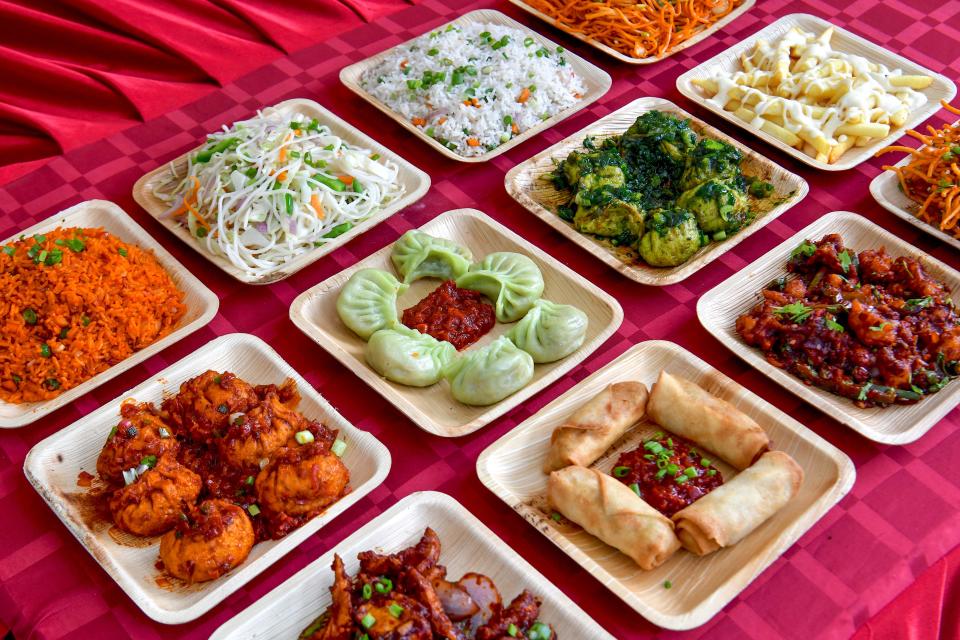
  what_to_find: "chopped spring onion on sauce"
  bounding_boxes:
[629,483,641,497]
[361,613,376,629]
[247,504,261,516]
[362,583,373,600]
[375,577,393,594]
[507,623,518,637]
[388,603,404,618]
[331,438,347,457]
[294,430,315,445]
[612,465,630,477]
[122,468,139,486]
[140,455,157,469]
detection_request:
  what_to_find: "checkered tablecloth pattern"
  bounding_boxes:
[1,0,960,638]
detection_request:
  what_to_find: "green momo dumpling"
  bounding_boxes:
[507,299,588,363]
[365,326,456,387]
[455,252,545,322]
[336,268,408,340]
[444,336,535,406]
[390,230,473,283]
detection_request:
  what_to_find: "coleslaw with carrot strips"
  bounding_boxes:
[153,108,406,278]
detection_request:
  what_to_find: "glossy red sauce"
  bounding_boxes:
[612,433,723,517]
[402,280,495,350]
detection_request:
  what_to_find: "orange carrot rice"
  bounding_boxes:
[0,227,186,403]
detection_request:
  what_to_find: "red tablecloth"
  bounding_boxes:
[1,0,960,638]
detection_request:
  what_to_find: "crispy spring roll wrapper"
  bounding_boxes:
[543,381,648,473]
[547,465,680,570]
[672,451,804,556]
[647,371,769,470]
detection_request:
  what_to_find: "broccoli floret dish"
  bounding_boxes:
[548,110,787,268]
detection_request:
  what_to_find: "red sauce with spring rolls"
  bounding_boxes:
[402,280,495,350]
[612,433,723,517]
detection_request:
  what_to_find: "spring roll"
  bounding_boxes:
[646,371,768,469]
[543,382,648,473]
[672,451,803,556]
[547,465,680,570]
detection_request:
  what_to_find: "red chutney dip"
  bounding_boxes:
[402,280,495,350]
[612,432,723,517]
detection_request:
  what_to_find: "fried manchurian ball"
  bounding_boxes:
[216,389,307,469]
[109,455,201,536]
[158,499,254,583]
[96,402,178,485]
[161,371,258,443]
[255,440,349,520]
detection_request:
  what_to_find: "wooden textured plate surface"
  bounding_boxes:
[132,98,430,284]
[698,210,960,444]
[507,0,756,65]
[23,333,391,624]
[339,9,612,163]
[870,127,960,252]
[476,340,854,630]
[0,199,218,428]
[289,208,623,437]
[675,14,957,171]
[210,491,615,640]
[505,97,808,285]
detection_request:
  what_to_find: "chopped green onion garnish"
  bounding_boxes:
[550,512,562,522]
[362,583,373,599]
[663,580,672,589]
[683,467,697,478]
[361,613,376,629]
[508,623,519,637]
[140,455,157,468]
[117,247,128,257]
[612,466,630,477]
[707,469,717,476]
[247,504,261,516]
[666,463,679,476]
[700,458,711,467]
[81,315,91,326]
[294,430,315,445]
[629,483,641,497]
[375,577,393,594]
[22,308,37,325]
[388,603,404,618]
[245,475,254,485]
[40,343,51,358]
[331,439,347,457]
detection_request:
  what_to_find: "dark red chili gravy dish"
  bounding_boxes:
[402,280,496,350]
[736,233,960,408]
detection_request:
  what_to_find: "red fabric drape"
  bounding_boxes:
[0,0,413,185]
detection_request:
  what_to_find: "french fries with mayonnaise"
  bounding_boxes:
[692,26,932,164]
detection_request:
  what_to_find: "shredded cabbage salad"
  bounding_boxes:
[153,109,405,278]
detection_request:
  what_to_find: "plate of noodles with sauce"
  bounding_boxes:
[676,14,956,170]
[872,101,960,250]
[0,200,217,428]
[133,98,430,285]
[23,333,391,624]
[508,0,755,64]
